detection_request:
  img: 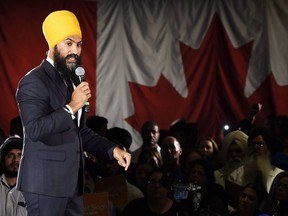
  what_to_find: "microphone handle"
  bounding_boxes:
[78,75,89,112]
[84,101,90,113]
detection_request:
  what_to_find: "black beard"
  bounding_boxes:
[53,46,82,83]
[3,167,18,178]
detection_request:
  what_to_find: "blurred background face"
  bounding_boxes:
[141,124,160,147]
[135,163,153,189]
[146,171,169,198]
[249,135,268,157]
[275,176,288,202]
[238,186,258,213]
[227,142,244,165]
[188,164,207,186]
[161,137,182,164]
[184,151,202,174]
[198,140,214,158]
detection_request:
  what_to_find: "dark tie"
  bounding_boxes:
[66,79,74,95]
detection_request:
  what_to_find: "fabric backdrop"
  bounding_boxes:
[1,0,288,151]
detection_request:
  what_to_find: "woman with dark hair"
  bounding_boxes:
[259,171,288,216]
[230,183,267,216]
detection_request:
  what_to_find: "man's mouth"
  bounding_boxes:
[67,57,76,63]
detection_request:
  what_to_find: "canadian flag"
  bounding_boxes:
[96,0,288,150]
[0,0,287,151]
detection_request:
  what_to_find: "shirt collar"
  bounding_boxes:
[46,56,54,67]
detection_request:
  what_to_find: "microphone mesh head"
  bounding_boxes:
[75,67,85,76]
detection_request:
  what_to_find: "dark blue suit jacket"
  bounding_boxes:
[16,60,116,197]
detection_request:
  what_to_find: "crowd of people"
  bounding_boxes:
[1,113,288,216]
[76,112,288,215]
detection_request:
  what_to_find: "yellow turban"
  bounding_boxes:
[42,10,82,49]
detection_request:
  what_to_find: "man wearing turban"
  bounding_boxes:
[16,10,131,216]
[214,130,249,188]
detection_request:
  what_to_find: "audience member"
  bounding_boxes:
[183,159,229,216]
[243,127,283,193]
[132,121,161,163]
[121,168,185,216]
[196,137,221,170]
[215,130,249,188]
[160,136,186,198]
[230,183,267,216]
[131,162,154,194]
[180,148,203,176]
[259,171,288,216]
[0,137,26,216]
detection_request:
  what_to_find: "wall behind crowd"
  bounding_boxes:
[1,0,288,150]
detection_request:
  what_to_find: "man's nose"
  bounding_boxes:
[69,44,78,54]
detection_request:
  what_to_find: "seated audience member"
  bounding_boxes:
[183,159,229,216]
[215,130,249,188]
[259,171,288,216]
[196,137,221,170]
[243,127,283,193]
[230,183,267,216]
[0,137,26,216]
[121,168,185,216]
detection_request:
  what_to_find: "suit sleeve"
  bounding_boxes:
[16,69,74,142]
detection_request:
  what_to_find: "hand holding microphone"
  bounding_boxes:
[75,67,90,113]
[68,67,91,113]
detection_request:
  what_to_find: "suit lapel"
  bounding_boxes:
[41,60,70,102]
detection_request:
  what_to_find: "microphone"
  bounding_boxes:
[75,66,85,82]
[75,67,90,112]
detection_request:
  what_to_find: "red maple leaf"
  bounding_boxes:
[248,73,288,125]
[125,14,287,142]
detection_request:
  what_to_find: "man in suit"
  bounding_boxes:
[16,10,131,216]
